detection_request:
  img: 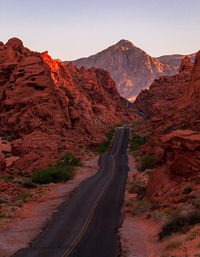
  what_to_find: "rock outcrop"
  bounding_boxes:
[0,38,132,178]
[134,52,200,206]
[133,56,194,120]
[65,40,191,101]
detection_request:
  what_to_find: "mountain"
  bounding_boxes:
[64,40,189,101]
[0,38,132,183]
[157,53,196,67]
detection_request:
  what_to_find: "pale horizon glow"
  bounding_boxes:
[1,0,199,61]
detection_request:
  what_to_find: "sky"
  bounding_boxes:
[0,0,200,61]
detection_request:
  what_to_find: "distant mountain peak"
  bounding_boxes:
[64,41,185,101]
[115,39,136,49]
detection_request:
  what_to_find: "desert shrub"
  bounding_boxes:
[131,201,157,216]
[98,127,115,154]
[140,155,156,171]
[158,207,200,240]
[129,133,147,152]
[137,186,147,200]
[58,152,82,167]
[128,180,147,200]
[32,166,74,184]
[14,192,32,202]
[98,140,111,154]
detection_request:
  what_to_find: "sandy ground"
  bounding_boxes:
[0,156,99,257]
[119,154,165,257]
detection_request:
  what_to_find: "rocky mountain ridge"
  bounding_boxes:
[65,40,194,101]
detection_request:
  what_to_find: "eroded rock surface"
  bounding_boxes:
[0,38,133,189]
[134,52,200,206]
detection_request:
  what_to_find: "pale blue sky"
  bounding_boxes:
[0,0,199,60]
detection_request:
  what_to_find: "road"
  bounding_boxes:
[13,126,129,257]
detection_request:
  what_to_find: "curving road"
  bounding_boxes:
[13,126,129,257]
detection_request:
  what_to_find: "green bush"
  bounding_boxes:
[32,152,81,184]
[98,127,115,154]
[129,133,147,152]
[59,152,82,166]
[32,166,74,184]
[140,155,156,171]
[158,207,200,240]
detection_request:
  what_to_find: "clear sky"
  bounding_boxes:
[1,0,199,60]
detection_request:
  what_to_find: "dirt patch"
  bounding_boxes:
[0,156,99,257]
[119,154,164,257]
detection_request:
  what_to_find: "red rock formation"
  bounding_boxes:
[133,56,194,120]
[65,40,182,101]
[0,38,132,176]
[147,130,200,206]
[134,53,200,206]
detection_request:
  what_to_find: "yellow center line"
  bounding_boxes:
[61,155,116,257]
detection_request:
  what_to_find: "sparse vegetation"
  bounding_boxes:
[128,180,146,200]
[98,127,115,154]
[129,133,147,152]
[57,152,82,167]
[32,166,74,184]
[97,121,127,154]
[139,155,156,171]
[14,191,33,202]
[32,152,81,184]
[158,207,200,240]
[131,201,158,216]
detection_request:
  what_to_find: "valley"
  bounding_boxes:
[0,35,200,257]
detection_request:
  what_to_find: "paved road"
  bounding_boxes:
[13,126,129,257]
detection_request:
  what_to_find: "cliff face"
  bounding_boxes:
[133,56,194,120]
[133,52,200,206]
[65,40,183,101]
[0,38,132,178]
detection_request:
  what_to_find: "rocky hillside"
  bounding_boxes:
[65,40,187,101]
[133,56,194,120]
[133,52,200,206]
[0,38,132,185]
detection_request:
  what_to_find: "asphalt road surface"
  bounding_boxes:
[13,126,129,257]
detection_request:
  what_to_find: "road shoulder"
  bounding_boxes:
[0,156,99,257]
[119,154,164,257]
